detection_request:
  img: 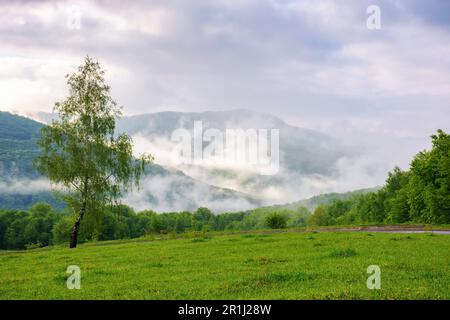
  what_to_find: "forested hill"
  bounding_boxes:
[306,130,450,225]
[0,112,261,211]
[267,188,380,211]
[0,111,43,179]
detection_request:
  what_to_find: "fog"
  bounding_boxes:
[0,178,52,194]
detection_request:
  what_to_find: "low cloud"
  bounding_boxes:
[0,178,52,194]
[123,174,260,213]
[1,0,448,212]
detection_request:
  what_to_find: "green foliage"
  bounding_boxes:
[0,203,58,249]
[308,205,329,226]
[34,56,153,247]
[309,130,450,226]
[282,188,378,211]
[0,202,310,250]
[0,192,65,211]
[36,57,151,210]
[239,206,310,230]
[192,207,214,231]
[265,212,288,229]
[0,111,43,179]
[409,130,450,224]
[2,129,449,249]
[52,214,74,244]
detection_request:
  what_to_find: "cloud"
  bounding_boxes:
[1,1,449,114]
[0,178,52,194]
[123,173,260,213]
[0,0,449,210]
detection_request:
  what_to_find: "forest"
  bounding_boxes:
[308,130,450,226]
[0,203,309,250]
[1,129,449,250]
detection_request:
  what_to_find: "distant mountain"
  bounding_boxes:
[115,109,349,175]
[32,109,350,174]
[0,111,261,212]
[273,187,380,211]
[26,109,359,205]
[0,111,42,179]
[114,109,354,204]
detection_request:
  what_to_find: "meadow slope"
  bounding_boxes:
[0,230,449,299]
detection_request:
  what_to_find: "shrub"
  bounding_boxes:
[265,213,288,229]
[25,241,43,250]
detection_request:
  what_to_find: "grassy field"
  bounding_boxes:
[0,230,449,299]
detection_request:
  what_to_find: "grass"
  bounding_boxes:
[0,230,449,299]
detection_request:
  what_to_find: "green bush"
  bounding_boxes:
[265,213,288,229]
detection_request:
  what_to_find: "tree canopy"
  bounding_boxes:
[34,56,152,247]
[308,130,450,226]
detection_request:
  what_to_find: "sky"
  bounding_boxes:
[1,0,450,169]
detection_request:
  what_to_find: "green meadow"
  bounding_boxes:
[0,230,449,300]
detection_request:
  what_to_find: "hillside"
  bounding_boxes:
[31,109,356,205]
[0,111,43,179]
[115,109,347,176]
[0,110,380,212]
[33,109,351,176]
[0,230,449,299]
[278,188,380,211]
[0,112,261,212]
[118,110,354,203]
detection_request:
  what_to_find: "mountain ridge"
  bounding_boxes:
[2,109,362,211]
[0,111,262,212]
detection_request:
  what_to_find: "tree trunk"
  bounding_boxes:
[69,201,86,248]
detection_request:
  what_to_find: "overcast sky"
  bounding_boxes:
[1,0,449,168]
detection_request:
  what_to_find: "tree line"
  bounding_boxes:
[5,57,448,250]
[1,129,449,250]
[308,130,450,226]
[0,204,311,250]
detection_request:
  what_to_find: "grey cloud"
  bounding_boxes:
[0,0,449,186]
